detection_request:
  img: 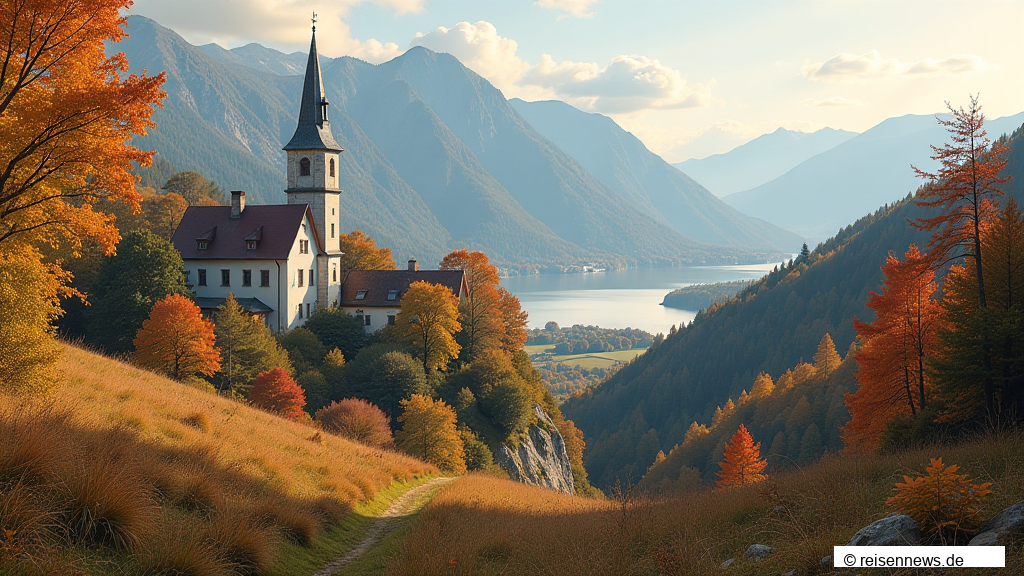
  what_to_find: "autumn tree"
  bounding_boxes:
[214,294,292,396]
[397,280,461,371]
[337,230,395,278]
[932,199,1024,423]
[498,287,528,352]
[0,248,66,395]
[843,245,942,452]
[161,172,224,205]
[134,294,220,380]
[0,0,165,253]
[315,399,393,449]
[440,249,503,359]
[86,230,189,352]
[142,192,189,240]
[750,372,775,399]
[813,333,842,380]
[396,394,466,473]
[249,368,306,420]
[715,424,767,488]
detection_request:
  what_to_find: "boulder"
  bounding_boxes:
[969,502,1024,546]
[821,555,833,568]
[744,544,773,561]
[846,515,921,546]
[493,405,576,494]
[720,558,735,568]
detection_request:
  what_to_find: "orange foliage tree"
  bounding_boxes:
[715,424,767,488]
[249,367,307,420]
[133,294,219,380]
[843,245,941,452]
[338,230,395,279]
[0,0,165,253]
[887,458,992,544]
[396,280,462,371]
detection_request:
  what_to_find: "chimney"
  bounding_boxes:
[230,191,246,218]
[408,259,419,272]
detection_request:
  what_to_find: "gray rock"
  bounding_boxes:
[781,571,795,576]
[720,558,735,568]
[493,405,576,494]
[821,555,833,567]
[968,502,1024,546]
[744,544,773,561]
[846,515,921,546]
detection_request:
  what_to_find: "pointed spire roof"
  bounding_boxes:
[283,24,342,152]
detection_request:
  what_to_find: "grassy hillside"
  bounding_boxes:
[1,344,434,575]
[379,434,1024,575]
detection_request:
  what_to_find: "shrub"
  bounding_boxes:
[460,428,494,471]
[886,458,993,544]
[315,399,394,449]
[139,515,225,576]
[206,507,280,572]
[249,368,306,420]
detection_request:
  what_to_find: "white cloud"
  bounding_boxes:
[802,50,990,82]
[800,97,867,107]
[535,0,599,19]
[411,22,713,114]
[131,0,413,62]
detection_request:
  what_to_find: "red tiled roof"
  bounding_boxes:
[340,269,467,308]
[172,204,321,260]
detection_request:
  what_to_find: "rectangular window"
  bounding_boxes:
[387,314,396,326]
[297,269,304,287]
[298,304,303,319]
[331,223,335,238]
[246,240,257,250]
[355,289,367,300]
[221,269,230,287]
[332,265,337,283]
[299,239,309,254]
[306,303,311,318]
[387,289,399,301]
[364,314,371,327]
[309,268,314,286]
[198,269,207,286]
[242,270,252,287]
[260,270,270,287]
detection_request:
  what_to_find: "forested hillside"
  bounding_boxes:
[117,16,784,268]
[564,122,1024,488]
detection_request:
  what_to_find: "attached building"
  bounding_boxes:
[341,260,468,333]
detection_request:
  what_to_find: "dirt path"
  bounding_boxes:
[313,477,454,576]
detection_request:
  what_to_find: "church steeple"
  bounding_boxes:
[284,16,342,152]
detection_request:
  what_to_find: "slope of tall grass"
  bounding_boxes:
[387,433,1024,575]
[0,344,434,575]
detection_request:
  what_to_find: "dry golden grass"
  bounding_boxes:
[0,343,434,575]
[388,433,1024,576]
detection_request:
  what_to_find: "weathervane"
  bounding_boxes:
[311,11,317,32]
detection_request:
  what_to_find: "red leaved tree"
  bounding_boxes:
[715,424,767,488]
[315,398,393,448]
[843,245,943,452]
[249,368,306,420]
[133,294,220,380]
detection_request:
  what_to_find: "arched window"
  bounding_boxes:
[329,158,335,177]
[299,157,310,176]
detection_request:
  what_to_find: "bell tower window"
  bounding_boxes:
[299,157,311,176]
[329,158,335,177]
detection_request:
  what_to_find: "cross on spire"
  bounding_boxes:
[311,11,317,31]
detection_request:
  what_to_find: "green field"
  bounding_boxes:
[526,345,646,369]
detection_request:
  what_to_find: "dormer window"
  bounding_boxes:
[195,226,216,250]
[299,157,311,176]
[387,289,399,301]
[246,240,257,250]
[197,240,208,250]
[355,290,367,300]
[244,226,262,251]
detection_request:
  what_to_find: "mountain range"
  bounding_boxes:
[675,127,857,197]
[723,112,1024,241]
[117,16,796,268]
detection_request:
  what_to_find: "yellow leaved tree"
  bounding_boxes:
[396,280,461,371]
[396,394,466,473]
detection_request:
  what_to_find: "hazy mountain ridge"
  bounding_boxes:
[675,128,857,197]
[119,16,786,267]
[511,99,803,252]
[724,112,1024,241]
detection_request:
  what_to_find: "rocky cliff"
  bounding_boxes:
[494,405,576,494]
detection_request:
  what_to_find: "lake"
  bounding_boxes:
[500,262,785,335]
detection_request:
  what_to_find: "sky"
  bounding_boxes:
[130,0,1024,162]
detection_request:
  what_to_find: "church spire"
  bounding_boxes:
[284,16,342,152]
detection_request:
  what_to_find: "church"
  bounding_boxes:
[171,22,466,333]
